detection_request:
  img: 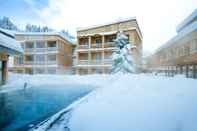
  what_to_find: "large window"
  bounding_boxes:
[35,68,45,74]
[47,68,56,74]
[16,55,24,65]
[35,55,45,63]
[47,54,56,61]
[95,53,102,61]
[26,42,34,48]
[47,41,57,48]
[26,55,34,61]
[36,41,45,48]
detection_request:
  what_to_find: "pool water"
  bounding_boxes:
[0,84,94,131]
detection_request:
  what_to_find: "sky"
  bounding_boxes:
[0,0,196,54]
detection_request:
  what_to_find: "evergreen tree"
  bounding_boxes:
[111,31,135,74]
[0,16,18,30]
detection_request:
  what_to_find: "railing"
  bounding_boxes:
[25,48,34,52]
[34,61,46,65]
[103,59,113,64]
[78,60,89,65]
[47,60,57,65]
[89,60,102,65]
[104,42,116,48]
[47,47,58,51]
[35,48,46,52]
[78,45,89,49]
[77,60,110,65]
[91,44,102,48]
[25,61,34,65]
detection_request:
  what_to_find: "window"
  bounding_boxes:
[26,42,34,48]
[96,38,102,44]
[16,55,23,65]
[35,55,45,62]
[47,68,56,74]
[47,54,56,61]
[35,68,45,74]
[96,53,102,61]
[26,55,34,61]
[47,41,57,48]
[21,42,25,49]
[36,41,45,48]
[106,35,116,42]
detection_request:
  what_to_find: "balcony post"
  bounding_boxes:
[88,36,91,48]
[102,35,105,64]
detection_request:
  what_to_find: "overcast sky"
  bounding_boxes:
[0,0,196,54]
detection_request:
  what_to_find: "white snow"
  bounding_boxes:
[29,74,197,131]
[15,32,76,45]
[77,17,136,31]
[0,29,23,53]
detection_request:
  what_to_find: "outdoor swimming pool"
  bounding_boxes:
[0,84,94,131]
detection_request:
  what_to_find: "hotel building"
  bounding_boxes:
[75,18,143,74]
[146,9,197,78]
[13,32,75,74]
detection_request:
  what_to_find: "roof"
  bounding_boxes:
[77,17,137,31]
[0,28,17,38]
[155,19,197,53]
[0,28,23,54]
[176,9,197,33]
[77,17,143,39]
[15,32,76,45]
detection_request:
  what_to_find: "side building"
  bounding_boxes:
[147,9,197,78]
[75,17,143,74]
[0,28,23,84]
[13,32,75,74]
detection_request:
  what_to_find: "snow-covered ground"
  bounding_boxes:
[28,74,197,131]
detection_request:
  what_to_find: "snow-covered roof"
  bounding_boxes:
[77,17,143,40]
[0,28,23,54]
[77,17,137,31]
[0,28,17,38]
[155,20,197,53]
[176,9,197,33]
[15,32,76,45]
[78,31,118,37]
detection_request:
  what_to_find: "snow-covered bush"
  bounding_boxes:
[111,31,135,74]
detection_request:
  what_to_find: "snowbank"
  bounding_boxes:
[31,74,197,131]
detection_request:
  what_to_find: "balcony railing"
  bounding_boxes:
[47,47,58,51]
[25,61,34,65]
[35,48,46,52]
[35,61,46,65]
[25,48,34,52]
[77,60,111,65]
[78,60,89,65]
[91,44,102,48]
[103,59,113,64]
[47,60,57,65]
[78,45,89,49]
[104,42,116,48]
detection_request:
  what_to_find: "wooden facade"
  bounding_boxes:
[13,33,75,74]
[75,18,143,74]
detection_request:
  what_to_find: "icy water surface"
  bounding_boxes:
[0,84,94,131]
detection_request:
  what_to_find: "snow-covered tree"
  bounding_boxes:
[0,16,18,30]
[111,31,135,74]
[25,24,53,32]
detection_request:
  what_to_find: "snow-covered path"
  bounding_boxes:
[31,74,197,131]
